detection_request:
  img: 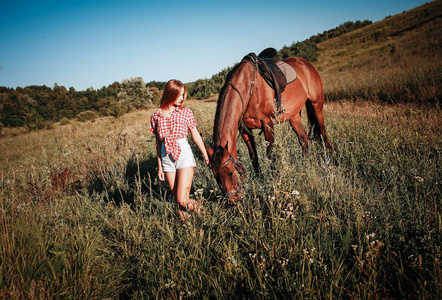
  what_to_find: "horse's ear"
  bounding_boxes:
[223,141,229,156]
[205,145,214,159]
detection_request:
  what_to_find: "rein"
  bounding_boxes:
[227,54,258,137]
[216,54,259,201]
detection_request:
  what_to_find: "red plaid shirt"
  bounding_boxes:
[149,107,197,160]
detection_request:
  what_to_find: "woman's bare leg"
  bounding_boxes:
[166,167,202,222]
[176,167,203,213]
[165,171,177,197]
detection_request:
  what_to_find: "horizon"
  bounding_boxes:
[0,0,430,91]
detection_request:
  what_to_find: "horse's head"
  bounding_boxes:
[206,142,246,204]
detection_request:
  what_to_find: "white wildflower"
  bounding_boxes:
[292,189,301,198]
[414,176,424,182]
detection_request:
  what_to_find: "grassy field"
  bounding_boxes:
[1,2,441,298]
[1,97,440,299]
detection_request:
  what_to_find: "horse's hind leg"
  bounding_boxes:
[289,113,309,155]
[305,100,334,151]
[241,131,261,175]
[261,119,275,159]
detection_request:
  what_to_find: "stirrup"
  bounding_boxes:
[275,102,286,116]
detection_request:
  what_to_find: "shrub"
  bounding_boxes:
[25,113,46,131]
[59,117,70,125]
[76,110,98,122]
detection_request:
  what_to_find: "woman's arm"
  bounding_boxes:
[190,127,210,165]
[155,133,165,181]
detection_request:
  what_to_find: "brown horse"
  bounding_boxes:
[206,51,334,204]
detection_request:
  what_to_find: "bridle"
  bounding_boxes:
[219,153,246,200]
[213,54,259,201]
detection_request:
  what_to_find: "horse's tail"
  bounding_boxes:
[305,99,321,139]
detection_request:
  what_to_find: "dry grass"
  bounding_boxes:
[316,0,442,104]
[1,97,440,298]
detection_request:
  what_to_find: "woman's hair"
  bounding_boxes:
[160,79,187,109]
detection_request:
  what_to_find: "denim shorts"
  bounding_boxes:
[161,138,196,172]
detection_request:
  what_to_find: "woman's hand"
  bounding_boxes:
[158,166,165,181]
[190,127,211,166]
[154,133,165,181]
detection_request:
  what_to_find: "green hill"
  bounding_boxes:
[315,0,441,103]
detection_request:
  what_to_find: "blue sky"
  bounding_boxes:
[0,0,429,91]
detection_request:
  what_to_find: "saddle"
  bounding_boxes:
[243,48,297,115]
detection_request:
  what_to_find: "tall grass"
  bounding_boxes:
[321,53,441,104]
[1,98,440,298]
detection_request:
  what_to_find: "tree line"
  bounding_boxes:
[0,20,371,131]
[279,20,372,61]
[0,78,156,130]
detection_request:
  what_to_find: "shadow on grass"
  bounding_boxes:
[87,153,170,206]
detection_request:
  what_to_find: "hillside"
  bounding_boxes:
[317,1,441,71]
[315,0,441,103]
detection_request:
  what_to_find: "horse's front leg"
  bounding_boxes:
[241,131,261,176]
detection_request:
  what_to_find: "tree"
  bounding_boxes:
[146,81,167,90]
[279,40,319,61]
[98,97,124,118]
[117,77,153,110]
[149,87,163,106]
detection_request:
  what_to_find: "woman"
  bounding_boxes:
[149,79,209,222]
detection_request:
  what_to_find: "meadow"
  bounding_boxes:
[1,96,440,298]
[1,2,441,298]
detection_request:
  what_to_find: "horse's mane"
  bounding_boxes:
[213,62,242,145]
